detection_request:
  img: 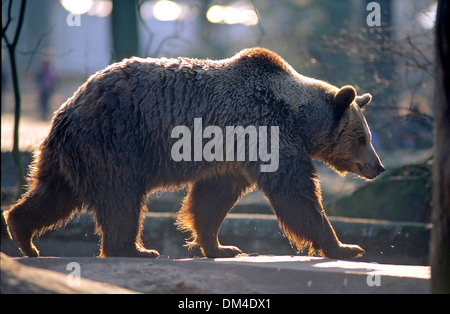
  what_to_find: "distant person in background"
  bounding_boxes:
[36,50,56,120]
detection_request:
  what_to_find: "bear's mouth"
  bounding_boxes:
[357,163,364,174]
[356,163,376,180]
[356,163,377,180]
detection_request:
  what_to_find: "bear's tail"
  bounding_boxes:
[3,114,81,257]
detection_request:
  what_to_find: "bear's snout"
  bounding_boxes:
[376,164,385,175]
[357,162,385,179]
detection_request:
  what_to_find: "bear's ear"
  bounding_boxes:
[333,85,356,115]
[355,93,372,108]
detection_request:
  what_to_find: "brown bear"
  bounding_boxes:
[3,48,384,259]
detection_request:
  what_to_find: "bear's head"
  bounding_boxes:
[321,86,385,180]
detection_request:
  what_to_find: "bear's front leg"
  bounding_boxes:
[264,184,364,259]
[255,156,365,260]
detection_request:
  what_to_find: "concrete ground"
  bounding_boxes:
[1,252,430,294]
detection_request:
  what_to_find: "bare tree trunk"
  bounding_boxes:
[2,0,28,197]
[431,0,450,294]
[111,0,139,61]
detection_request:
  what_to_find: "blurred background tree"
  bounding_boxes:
[431,0,450,294]
[111,0,139,61]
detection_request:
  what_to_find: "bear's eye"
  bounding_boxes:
[358,136,366,145]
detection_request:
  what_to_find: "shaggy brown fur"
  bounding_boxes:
[3,48,384,259]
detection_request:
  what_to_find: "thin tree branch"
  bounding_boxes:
[11,0,26,47]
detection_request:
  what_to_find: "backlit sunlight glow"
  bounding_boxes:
[416,2,437,30]
[87,0,113,18]
[206,4,258,26]
[152,0,182,21]
[60,0,93,15]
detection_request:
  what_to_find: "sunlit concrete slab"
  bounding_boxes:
[3,253,430,294]
[198,255,430,279]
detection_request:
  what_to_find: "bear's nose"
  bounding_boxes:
[376,164,385,175]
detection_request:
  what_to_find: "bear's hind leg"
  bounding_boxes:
[177,174,252,258]
[3,177,80,257]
